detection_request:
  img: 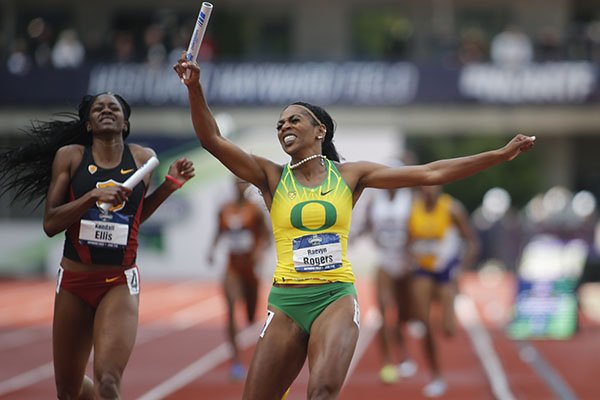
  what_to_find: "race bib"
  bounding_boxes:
[292,233,342,272]
[226,229,254,253]
[374,225,407,249]
[412,239,441,270]
[79,209,130,249]
[412,239,440,256]
[124,267,140,295]
[56,266,64,294]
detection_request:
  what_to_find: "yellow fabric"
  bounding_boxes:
[408,193,453,270]
[270,159,355,284]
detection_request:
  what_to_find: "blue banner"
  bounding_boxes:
[1,61,598,107]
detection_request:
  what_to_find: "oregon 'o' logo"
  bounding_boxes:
[290,200,336,231]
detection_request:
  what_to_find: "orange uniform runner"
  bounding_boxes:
[218,199,266,282]
[209,179,270,380]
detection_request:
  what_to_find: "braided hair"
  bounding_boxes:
[291,101,341,162]
[0,93,131,206]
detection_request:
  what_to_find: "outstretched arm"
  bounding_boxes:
[353,134,535,191]
[173,59,277,197]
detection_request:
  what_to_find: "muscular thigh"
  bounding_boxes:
[437,283,456,332]
[53,289,95,380]
[307,295,359,385]
[93,285,139,373]
[375,268,395,308]
[243,308,308,400]
[394,274,414,321]
[411,276,435,321]
[224,269,243,302]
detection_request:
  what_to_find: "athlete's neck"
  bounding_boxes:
[91,141,124,168]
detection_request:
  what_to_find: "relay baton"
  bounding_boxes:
[185,2,214,79]
[99,156,159,213]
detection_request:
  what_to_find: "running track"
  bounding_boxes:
[0,272,597,399]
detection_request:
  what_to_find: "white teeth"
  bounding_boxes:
[283,135,296,145]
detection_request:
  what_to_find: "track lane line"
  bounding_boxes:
[514,341,578,400]
[0,363,54,397]
[0,292,224,397]
[137,321,263,400]
[455,294,516,400]
[0,328,49,351]
[136,295,224,343]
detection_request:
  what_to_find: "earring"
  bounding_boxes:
[317,136,324,140]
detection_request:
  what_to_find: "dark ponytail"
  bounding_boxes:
[0,114,87,206]
[0,92,131,206]
[292,101,341,162]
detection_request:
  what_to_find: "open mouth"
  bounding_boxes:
[99,115,115,123]
[283,134,296,145]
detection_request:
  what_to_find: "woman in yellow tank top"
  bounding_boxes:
[407,185,480,397]
[175,59,535,400]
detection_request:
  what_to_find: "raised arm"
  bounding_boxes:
[140,155,195,223]
[173,59,277,197]
[352,134,535,193]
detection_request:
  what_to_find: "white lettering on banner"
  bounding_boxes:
[459,62,596,103]
[89,64,189,105]
[89,62,418,106]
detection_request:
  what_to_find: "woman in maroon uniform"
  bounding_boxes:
[208,178,270,380]
[0,93,194,399]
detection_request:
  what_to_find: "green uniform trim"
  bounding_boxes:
[268,282,357,333]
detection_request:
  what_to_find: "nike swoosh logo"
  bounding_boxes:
[105,276,120,283]
[120,168,134,175]
[321,189,334,196]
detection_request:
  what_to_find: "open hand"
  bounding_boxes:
[167,157,195,187]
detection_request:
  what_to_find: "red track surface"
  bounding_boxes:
[0,273,597,399]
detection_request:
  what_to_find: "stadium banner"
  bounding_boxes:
[508,278,579,340]
[0,61,598,106]
[507,235,588,340]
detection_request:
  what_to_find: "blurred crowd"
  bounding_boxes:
[472,186,599,279]
[2,10,600,75]
[2,12,216,75]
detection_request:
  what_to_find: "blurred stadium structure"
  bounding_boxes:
[1,0,599,284]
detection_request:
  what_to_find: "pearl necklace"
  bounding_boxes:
[289,154,327,170]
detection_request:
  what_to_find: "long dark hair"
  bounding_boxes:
[292,101,341,162]
[0,93,131,206]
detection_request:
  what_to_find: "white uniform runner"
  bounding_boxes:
[369,188,413,277]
